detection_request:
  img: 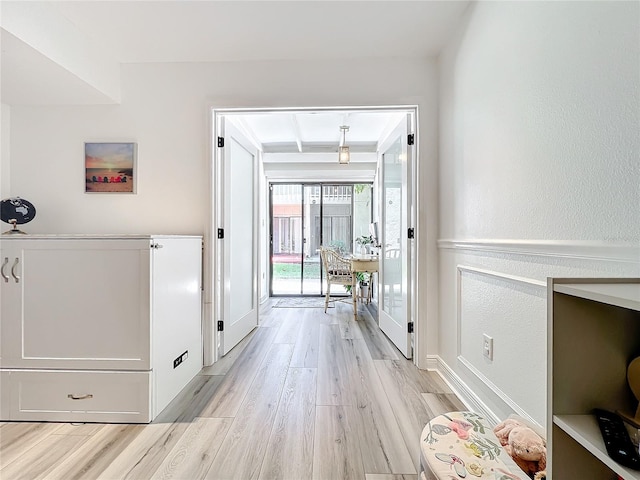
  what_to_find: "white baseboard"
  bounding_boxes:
[425,356,439,371]
[427,354,500,425]
[457,356,542,430]
[428,354,545,431]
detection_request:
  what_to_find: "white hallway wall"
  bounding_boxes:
[438,1,640,427]
[4,57,440,366]
[0,104,9,198]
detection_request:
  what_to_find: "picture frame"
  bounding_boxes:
[85,142,137,193]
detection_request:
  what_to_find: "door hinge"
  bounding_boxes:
[408,322,414,333]
[217,228,224,239]
[407,134,415,146]
[217,320,224,331]
[218,136,225,148]
[408,228,415,239]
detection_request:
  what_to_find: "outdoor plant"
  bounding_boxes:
[328,240,347,254]
[344,271,369,294]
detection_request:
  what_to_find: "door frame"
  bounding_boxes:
[207,106,419,366]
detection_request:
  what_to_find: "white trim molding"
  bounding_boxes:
[438,239,640,264]
[457,264,546,288]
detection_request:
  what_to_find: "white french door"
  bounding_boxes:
[216,119,259,356]
[378,114,414,358]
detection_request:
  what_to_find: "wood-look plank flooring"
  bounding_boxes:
[0,300,465,480]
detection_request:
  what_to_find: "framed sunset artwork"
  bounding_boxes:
[85,142,137,193]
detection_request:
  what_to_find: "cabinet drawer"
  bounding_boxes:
[2,369,152,423]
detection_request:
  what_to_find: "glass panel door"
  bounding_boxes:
[302,185,321,294]
[270,184,303,295]
[378,115,413,358]
[382,138,403,318]
[321,185,353,255]
[353,184,373,253]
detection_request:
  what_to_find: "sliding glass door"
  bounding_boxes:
[270,183,371,296]
[270,184,304,295]
[302,185,321,295]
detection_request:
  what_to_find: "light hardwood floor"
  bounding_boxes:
[0,300,465,480]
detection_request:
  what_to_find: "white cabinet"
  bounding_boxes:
[0,235,202,423]
[548,279,640,480]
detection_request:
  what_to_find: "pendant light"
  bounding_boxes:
[338,125,350,164]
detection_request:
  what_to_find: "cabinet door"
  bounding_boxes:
[0,239,151,370]
[151,236,203,417]
[1,242,22,366]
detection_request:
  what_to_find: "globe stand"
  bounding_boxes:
[2,219,27,235]
[1,197,35,234]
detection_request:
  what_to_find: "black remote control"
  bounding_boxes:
[593,408,640,470]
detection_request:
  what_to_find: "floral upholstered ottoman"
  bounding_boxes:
[420,411,528,480]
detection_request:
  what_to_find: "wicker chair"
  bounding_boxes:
[319,247,353,313]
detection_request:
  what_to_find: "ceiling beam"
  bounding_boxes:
[263,161,376,182]
[289,115,303,153]
[262,141,378,154]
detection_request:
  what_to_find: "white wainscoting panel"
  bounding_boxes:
[456,265,547,424]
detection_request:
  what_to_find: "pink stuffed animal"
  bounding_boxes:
[493,418,547,478]
[494,418,524,445]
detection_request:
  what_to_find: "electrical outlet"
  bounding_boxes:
[173,350,188,369]
[483,334,493,360]
[173,355,182,369]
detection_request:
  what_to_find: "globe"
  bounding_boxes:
[1,197,36,234]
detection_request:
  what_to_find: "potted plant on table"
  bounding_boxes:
[355,235,373,255]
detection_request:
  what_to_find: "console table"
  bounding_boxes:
[350,254,379,317]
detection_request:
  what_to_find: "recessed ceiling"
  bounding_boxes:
[229,110,406,154]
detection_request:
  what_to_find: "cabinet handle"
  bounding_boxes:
[10,258,20,283]
[1,257,8,283]
[67,393,93,400]
[151,243,164,249]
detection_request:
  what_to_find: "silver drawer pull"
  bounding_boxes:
[1,257,8,282]
[67,393,93,400]
[11,257,20,283]
[151,243,164,249]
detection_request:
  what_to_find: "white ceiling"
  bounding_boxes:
[1,1,469,173]
[50,1,471,64]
